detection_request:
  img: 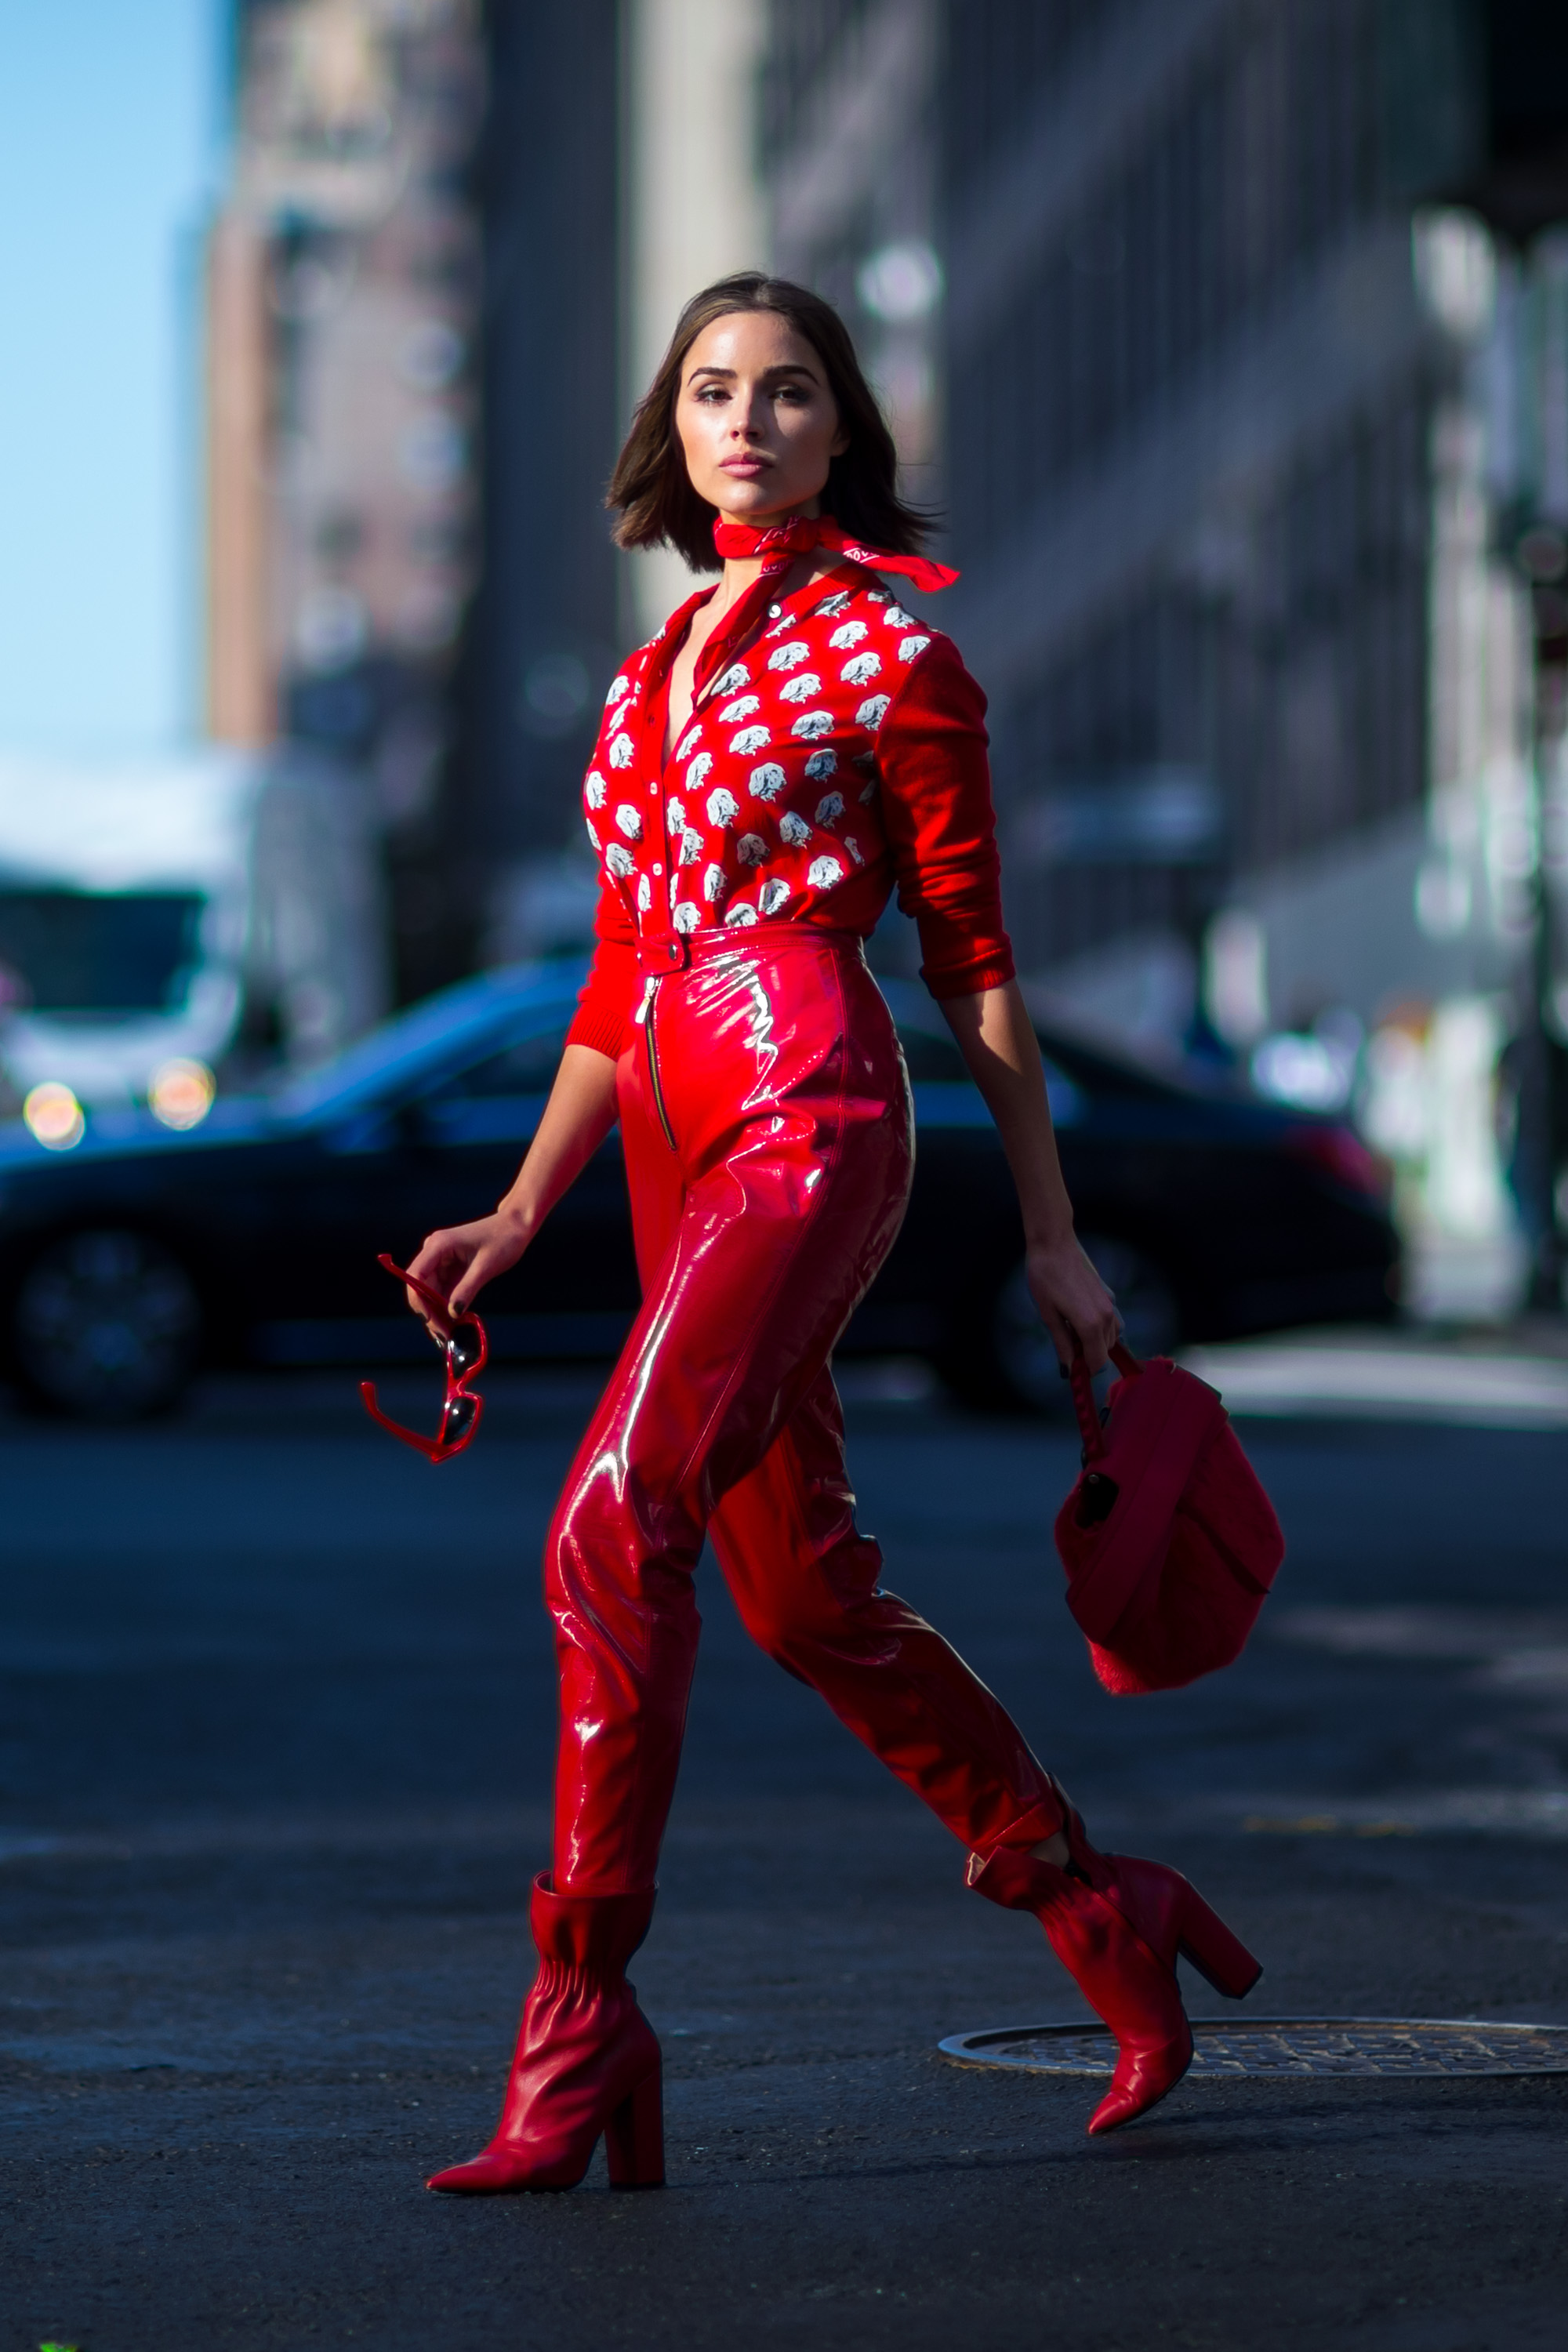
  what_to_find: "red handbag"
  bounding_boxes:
[1055,1344,1285,1695]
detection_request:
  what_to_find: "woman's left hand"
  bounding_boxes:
[1025,1233,1120,1374]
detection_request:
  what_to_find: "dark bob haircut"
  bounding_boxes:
[606,272,930,572]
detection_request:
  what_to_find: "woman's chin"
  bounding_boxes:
[710,481,817,524]
[710,481,779,515]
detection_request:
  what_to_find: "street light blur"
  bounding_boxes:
[22,1082,84,1153]
[149,1058,217,1132]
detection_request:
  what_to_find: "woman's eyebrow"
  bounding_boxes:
[686,362,822,383]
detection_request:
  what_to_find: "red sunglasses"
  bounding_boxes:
[360,1254,487,1463]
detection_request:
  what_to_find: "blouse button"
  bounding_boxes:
[652,862,663,877]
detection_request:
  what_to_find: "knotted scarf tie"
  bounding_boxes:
[711,511,959,593]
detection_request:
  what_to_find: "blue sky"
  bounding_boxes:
[0,0,226,755]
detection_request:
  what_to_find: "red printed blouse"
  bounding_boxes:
[566,554,1015,1059]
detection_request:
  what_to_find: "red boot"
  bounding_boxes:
[968,1784,1260,2136]
[426,1875,664,2193]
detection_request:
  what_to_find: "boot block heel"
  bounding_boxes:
[1175,1885,1261,2000]
[605,2063,664,2189]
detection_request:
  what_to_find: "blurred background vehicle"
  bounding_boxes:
[0,748,386,1116]
[0,961,1396,1421]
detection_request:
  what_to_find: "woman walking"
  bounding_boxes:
[409,274,1259,2193]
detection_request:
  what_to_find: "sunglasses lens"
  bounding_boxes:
[441,1390,479,1445]
[369,1259,485,1457]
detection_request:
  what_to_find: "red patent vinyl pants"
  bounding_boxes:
[546,925,1062,1893]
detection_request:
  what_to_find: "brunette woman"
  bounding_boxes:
[409,274,1260,2194]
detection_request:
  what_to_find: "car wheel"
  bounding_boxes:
[12,1229,202,1419]
[942,1233,1181,1414]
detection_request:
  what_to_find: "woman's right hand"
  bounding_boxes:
[405,1210,530,1326]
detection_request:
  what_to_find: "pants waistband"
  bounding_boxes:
[634,921,868,978]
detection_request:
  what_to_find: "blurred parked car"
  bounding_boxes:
[0,960,1398,1420]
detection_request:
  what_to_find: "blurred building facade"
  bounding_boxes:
[765,2,943,482]
[452,0,620,971]
[208,0,485,1025]
[761,0,1568,1308]
[466,0,767,970]
[212,0,773,1000]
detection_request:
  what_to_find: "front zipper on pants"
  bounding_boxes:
[638,976,677,1151]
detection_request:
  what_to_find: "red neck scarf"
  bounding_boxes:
[711,510,959,593]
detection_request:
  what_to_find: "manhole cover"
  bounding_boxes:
[938,2019,1568,2078]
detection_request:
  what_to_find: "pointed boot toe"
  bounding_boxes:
[427,2160,488,2194]
[426,2151,550,2196]
[426,2141,593,2194]
[427,2155,494,2194]
[1085,2024,1194,2136]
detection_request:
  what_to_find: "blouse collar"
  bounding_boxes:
[641,560,873,716]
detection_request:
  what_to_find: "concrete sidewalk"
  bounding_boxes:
[1181,1316,1568,1426]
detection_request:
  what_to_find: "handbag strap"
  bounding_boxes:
[1069,1338,1142,1461]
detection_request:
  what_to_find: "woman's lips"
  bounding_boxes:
[720,457,770,476]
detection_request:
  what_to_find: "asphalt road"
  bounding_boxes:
[2,1362,1566,2351]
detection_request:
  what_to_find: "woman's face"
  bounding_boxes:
[675,310,849,527]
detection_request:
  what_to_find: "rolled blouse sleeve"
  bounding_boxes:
[564,883,639,1059]
[875,633,1016,1000]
